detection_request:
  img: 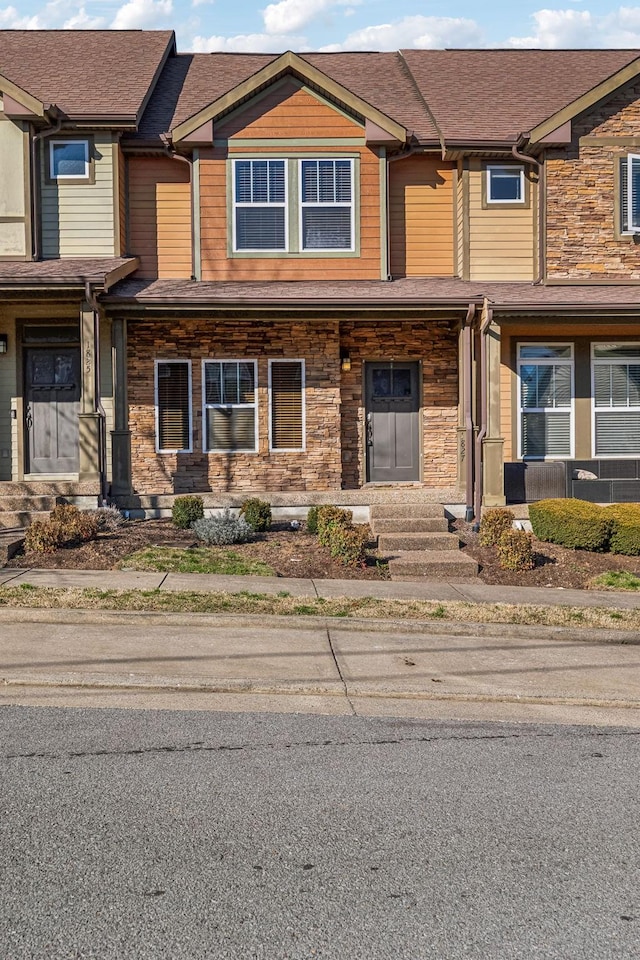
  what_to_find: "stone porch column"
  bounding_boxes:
[78,301,101,483]
[482,320,506,506]
[110,317,132,495]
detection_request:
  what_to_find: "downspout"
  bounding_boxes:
[85,281,108,504]
[163,139,196,280]
[512,138,544,284]
[462,303,476,522]
[31,116,62,260]
[472,299,492,531]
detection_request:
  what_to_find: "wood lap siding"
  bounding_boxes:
[468,159,535,281]
[127,157,192,279]
[389,155,454,277]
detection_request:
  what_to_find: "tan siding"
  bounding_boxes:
[100,318,114,481]
[389,155,454,277]
[456,163,465,278]
[500,334,513,462]
[468,160,535,281]
[0,118,27,257]
[118,146,127,256]
[128,157,192,279]
[200,142,380,282]
[41,133,116,258]
[217,79,363,139]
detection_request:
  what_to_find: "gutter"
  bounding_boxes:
[31,114,62,260]
[512,136,544,284]
[462,303,476,522]
[473,299,492,530]
[84,281,108,504]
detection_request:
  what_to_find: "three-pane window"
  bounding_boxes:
[518,344,574,459]
[203,360,258,452]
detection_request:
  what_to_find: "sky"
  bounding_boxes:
[5,0,640,53]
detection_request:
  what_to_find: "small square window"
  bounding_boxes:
[486,165,525,204]
[50,140,90,180]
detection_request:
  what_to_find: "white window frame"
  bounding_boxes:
[49,139,90,180]
[517,343,574,461]
[268,358,306,453]
[232,159,288,253]
[591,342,640,458]
[202,359,258,454]
[486,164,525,204]
[298,158,355,252]
[154,359,192,454]
[621,154,640,234]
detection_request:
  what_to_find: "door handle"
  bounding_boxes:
[366,412,373,446]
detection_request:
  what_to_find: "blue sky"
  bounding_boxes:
[4,1,640,53]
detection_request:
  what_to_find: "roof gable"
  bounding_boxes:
[170,51,406,144]
[0,75,45,118]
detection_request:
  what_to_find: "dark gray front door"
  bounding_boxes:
[25,347,80,474]
[365,361,420,482]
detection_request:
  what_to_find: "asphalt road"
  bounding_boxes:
[1,706,639,959]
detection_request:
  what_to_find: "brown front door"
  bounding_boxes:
[25,347,80,474]
[365,361,420,482]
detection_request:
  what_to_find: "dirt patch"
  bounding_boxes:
[455,520,640,589]
[5,519,387,581]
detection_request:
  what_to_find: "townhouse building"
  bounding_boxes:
[1,31,640,521]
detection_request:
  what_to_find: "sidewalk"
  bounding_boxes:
[2,565,640,610]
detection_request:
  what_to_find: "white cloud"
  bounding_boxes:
[111,0,172,30]
[191,30,306,52]
[507,6,640,48]
[262,0,358,36]
[0,5,42,27]
[320,14,484,51]
[63,6,106,28]
[191,0,214,7]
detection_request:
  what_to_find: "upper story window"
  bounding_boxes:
[486,164,525,204]
[49,140,90,180]
[518,343,574,459]
[619,155,640,234]
[300,159,353,251]
[233,160,287,251]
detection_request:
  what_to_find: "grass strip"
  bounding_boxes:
[0,584,638,632]
[590,571,640,591]
[119,547,276,577]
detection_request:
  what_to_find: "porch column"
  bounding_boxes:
[110,317,132,495]
[78,301,101,482]
[482,320,506,506]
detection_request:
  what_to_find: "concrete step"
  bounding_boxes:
[0,527,25,565]
[369,503,445,520]
[0,481,99,496]
[388,550,479,581]
[0,496,56,512]
[378,532,460,552]
[371,517,449,534]
[0,510,48,529]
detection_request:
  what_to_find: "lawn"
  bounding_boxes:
[120,546,276,577]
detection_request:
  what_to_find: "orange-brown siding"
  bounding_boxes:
[127,157,192,279]
[389,155,454,277]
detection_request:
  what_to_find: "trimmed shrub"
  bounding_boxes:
[24,504,100,553]
[496,529,535,571]
[192,509,253,545]
[316,506,353,546]
[479,507,515,546]
[24,519,64,554]
[172,495,204,529]
[328,524,371,567]
[240,497,272,532]
[306,505,320,536]
[606,504,640,556]
[529,498,611,552]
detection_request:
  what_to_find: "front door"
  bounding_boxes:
[365,361,420,482]
[25,347,80,474]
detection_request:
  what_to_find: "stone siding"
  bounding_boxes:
[546,78,640,279]
[340,320,459,488]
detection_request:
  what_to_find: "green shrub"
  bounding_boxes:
[327,524,371,567]
[316,506,353,546]
[192,510,253,545]
[529,498,611,551]
[239,497,272,532]
[172,495,204,529]
[24,504,99,553]
[606,504,640,556]
[496,529,535,571]
[478,507,515,546]
[306,505,320,535]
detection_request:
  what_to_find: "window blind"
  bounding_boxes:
[620,157,640,232]
[204,360,257,452]
[270,361,304,450]
[234,160,286,251]
[156,362,190,451]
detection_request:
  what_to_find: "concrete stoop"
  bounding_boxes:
[370,503,479,581]
[0,481,100,531]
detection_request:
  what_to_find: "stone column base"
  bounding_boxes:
[482,437,506,507]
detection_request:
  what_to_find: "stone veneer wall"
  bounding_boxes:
[339,320,458,488]
[546,78,640,279]
[128,318,342,493]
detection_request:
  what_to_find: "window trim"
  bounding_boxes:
[517,342,574,461]
[617,154,640,237]
[484,163,527,208]
[298,158,355,253]
[201,358,259,454]
[48,138,92,184]
[154,359,192,455]
[268,358,306,453]
[232,159,288,253]
[591,341,640,458]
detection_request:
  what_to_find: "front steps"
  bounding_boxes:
[371,503,478,581]
[0,481,100,531]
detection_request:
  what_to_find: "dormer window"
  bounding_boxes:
[619,155,640,234]
[486,164,525,204]
[49,140,90,180]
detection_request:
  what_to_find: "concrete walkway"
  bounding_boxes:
[2,565,640,611]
